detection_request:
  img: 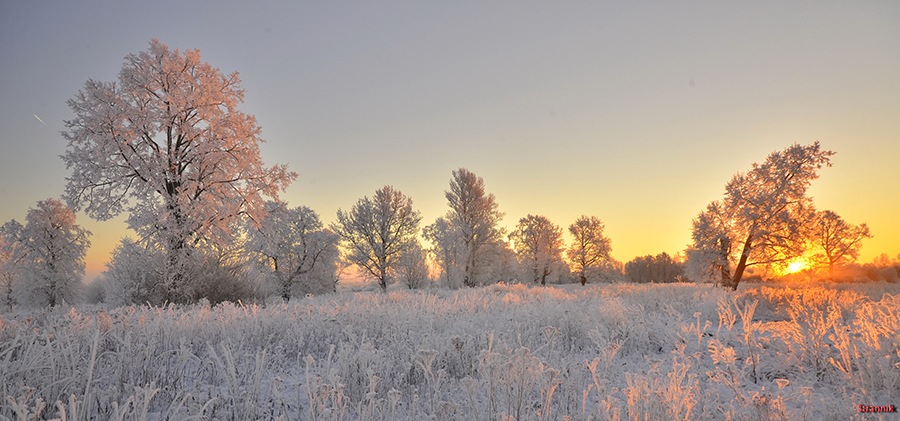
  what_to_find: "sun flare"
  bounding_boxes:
[784,258,809,274]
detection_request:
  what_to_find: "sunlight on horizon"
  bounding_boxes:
[782,257,811,276]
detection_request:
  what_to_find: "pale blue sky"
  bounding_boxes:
[2,1,898,279]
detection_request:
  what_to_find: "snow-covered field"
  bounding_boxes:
[2,282,898,420]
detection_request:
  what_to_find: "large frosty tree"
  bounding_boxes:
[690,142,834,290]
[444,168,505,287]
[332,186,422,292]
[1,199,91,307]
[61,39,295,302]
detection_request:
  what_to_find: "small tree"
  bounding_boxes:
[395,241,430,289]
[332,186,422,292]
[510,215,565,285]
[102,237,166,306]
[479,241,521,285]
[61,39,295,303]
[0,234,23,310]
[246,202,339,299]
[809,210,872,278]
[445,168,505,287]
[423,216,464,288]
[2,199,91,307]
[686,201,733,285]
[566,215,613,285]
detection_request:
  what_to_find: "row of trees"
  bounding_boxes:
[1,40,884,308]
[330,169,618,292]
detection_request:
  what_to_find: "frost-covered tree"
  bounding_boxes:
[332,186,422,292]
[809,210,872,277]
[187,243,260,305]
[1,199,91,307]
[686,201,734,285]
[625,252,685,284]
[692,142,833,290]
[510,215,565,285]
[246,202,339,299]
[101,237,166,306]
[566,215,613,285]
[444,168,505,287]
[0,233,23,310]
[478,240,521,285]
[422,216,464,288]
[61,39,295,303]
[394,241,430,289]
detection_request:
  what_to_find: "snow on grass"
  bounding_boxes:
[1,282,898,420]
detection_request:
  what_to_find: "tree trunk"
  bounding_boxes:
[379,265,387,292]
[166,236,187,303]
[580,273,587,286]
[463,251,476,288]
[276,260,292,301]
[728,234,754,291]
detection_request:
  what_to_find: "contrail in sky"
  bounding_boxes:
[34,114,48,126]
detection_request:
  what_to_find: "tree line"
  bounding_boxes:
[0,40,892,308]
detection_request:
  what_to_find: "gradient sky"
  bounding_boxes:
[2,1,898,281]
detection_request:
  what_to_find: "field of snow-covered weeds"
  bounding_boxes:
[2,282,899,421]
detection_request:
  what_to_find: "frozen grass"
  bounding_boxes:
[1,282,898,420]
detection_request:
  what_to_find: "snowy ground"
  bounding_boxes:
[1,281,898,420]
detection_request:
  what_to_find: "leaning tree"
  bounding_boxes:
[61,39,295,302]
[690,142,834,290]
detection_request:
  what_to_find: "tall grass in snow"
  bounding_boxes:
[1,282,898,420]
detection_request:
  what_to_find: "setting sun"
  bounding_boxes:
[784,258,810,275]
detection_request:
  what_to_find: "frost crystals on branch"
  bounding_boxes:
[61,39,295,302]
